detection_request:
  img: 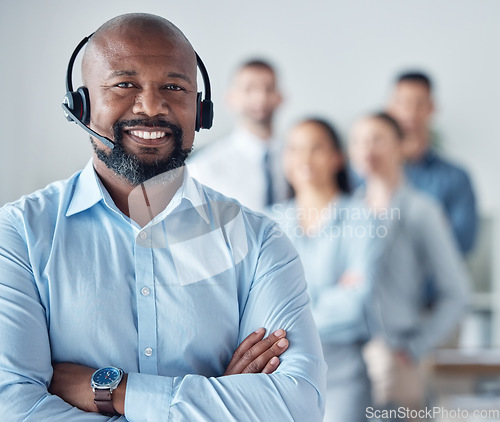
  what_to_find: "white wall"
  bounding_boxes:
[1,0,499,214]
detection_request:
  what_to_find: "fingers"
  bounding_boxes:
[241,335,289,375]
[261,356,281,375]
[224,327,267,375]
[224,328,289,376]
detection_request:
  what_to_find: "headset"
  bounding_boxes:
[62,33,214,149]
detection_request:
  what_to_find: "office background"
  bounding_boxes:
[1,0,498,210]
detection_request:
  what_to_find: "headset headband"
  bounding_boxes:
[63,32,213,149]
[66,33,212,103]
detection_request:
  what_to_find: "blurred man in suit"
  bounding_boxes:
[189,59,289,212]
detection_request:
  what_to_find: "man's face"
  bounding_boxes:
[84,28,198,184]
[228,67,282,126]
[387,81,433,135]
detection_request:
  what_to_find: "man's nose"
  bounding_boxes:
[133,88,169,117]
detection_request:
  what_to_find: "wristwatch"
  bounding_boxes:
[91,366,123,416]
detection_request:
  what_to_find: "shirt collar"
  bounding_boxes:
[66,161,210,224]
[407,148,437,167]
[232,127,274,157]
[422,149,438,164]
[66,159,103,217]
[149,166,210,225]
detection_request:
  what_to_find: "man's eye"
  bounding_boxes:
[165,85,184,91]
[115,82,135,88]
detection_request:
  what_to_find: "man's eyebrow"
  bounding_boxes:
[107,70,193,85]
[167,72,194,85]
[108,70,137,78]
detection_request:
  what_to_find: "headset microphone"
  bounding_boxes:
[62,101,116,149]
[62,33,214,150]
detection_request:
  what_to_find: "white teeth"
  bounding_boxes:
[130,130,166,140]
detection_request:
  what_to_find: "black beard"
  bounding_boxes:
[91,119,192,185]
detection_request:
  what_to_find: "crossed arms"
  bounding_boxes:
[0,211,326,421]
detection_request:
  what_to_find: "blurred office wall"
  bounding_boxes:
[1,0,498,214]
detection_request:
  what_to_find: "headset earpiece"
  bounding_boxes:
[195,54,214,131]
[195,92,214,132]
[77,87,91,125]
[63,87,91,125]
[62,91,81,122]
[195,92,203,132]
[199,99,214,131]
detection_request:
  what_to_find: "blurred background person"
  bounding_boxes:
[387,70,478,256]
[269,118,378,422]
[349,112,469,419]
[189,59,289,212]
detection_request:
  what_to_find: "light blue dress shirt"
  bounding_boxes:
[0,161,326,421]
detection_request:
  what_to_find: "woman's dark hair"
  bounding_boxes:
[293,117,351,194]
[371,111,405,140]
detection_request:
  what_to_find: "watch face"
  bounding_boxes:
[92,367,121,388]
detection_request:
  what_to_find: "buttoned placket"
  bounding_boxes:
[134,226,159,374]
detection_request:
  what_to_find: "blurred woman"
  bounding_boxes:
[269,118,377,422]
[349,112,468,417]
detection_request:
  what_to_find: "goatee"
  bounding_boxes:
[91,118,192,185]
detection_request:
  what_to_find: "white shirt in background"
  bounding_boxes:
[188,128,289,212]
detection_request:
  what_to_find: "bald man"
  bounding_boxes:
[0,14,326,421]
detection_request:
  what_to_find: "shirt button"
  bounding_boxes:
[144,347,153,357]
[141,287,150,296]
[139,231,147,240]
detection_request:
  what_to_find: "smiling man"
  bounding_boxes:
[0,13,326,421]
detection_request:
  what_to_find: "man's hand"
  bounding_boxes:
[49,363,127,415]
[224,328,289,375]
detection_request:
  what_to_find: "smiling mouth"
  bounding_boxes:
[125,129,173,147]
[129,130,167,140]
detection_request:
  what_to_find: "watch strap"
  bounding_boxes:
[94,389,116,416]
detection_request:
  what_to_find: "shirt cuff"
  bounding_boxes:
[124,372,173,421]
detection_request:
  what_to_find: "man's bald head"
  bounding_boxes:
[82,13,195,84]
[78,13,200,186]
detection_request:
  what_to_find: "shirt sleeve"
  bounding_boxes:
[0,209,122,421]
[446,170,478,254]
[124,222,327,422]
[405,203,470,360]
